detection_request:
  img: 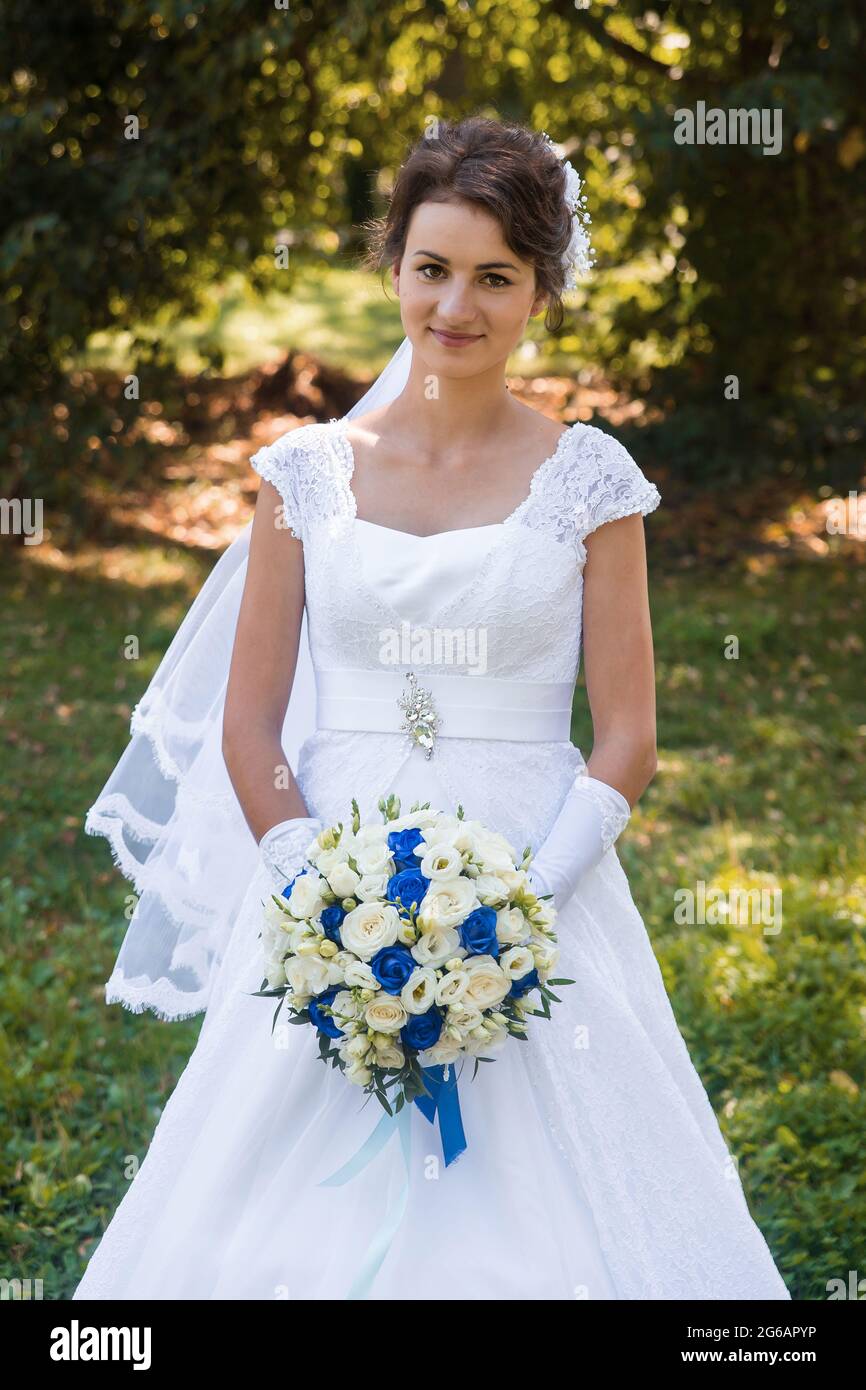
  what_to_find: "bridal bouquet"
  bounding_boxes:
[256,796,571,1118]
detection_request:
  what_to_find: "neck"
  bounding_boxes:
[381,339,520,452]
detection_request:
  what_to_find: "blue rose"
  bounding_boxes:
[386,867,429,917]
[400,1008,443,1052]
[320,902,346,944]
[370,945,417,995]
[388,827,424,866]
[308,985,344,1038]
[509,967,540,999]
[459,905,500,957]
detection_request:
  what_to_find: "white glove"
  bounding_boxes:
[529,773,631,911]
[258,816,323,895]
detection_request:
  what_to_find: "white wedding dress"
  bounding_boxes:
[73,418,791,1301]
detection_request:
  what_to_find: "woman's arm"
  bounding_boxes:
[528,511,658,907]
[581,511,659,807]
[222,478,312,842]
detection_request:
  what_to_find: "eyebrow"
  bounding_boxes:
[410,249,521,272]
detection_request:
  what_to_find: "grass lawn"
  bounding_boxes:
[3,537,863,1299]
[3,320,864,1299]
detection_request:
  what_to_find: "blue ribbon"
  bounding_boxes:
[319,1104,413,1299]
[413,1064,467,1167]
[317,1065,466,1297]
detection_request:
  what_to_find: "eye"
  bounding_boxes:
[416,263,512,288]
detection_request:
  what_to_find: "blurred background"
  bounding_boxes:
[1,1,864,1299]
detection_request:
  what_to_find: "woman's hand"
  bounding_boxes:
[528,774,632,912]
[259,816,323,895]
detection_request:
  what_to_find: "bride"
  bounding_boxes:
[73,116,790,1301]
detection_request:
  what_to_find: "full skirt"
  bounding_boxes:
[73,750,791,1301]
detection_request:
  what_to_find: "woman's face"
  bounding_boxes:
[392,197,549,378]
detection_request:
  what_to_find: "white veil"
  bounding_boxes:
[86,336,414,1021]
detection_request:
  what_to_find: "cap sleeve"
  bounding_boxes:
[576,426,661,542]
[249,430,305,541]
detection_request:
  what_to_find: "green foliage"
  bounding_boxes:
[3,0,864,526]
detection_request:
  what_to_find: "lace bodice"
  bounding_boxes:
[250,416,661,850]
[251,417,660,684]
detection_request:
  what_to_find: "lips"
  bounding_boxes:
[429,328,483,347]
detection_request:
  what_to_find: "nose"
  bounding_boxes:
[436,277,480,327]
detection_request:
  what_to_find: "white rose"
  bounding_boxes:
[374,1040,405,1069]
[285,873,325,921]
[463,1021,508,1054]
[364,993,407,1034]
[417,1037,462,1067]
[400,966,438,1015]
[495,905,531,946]
[341,1034,371,1061]
[411,927,464,968]
[474,873,511,907]
[417,877,478,931]
[354,842,395,876]
[344,1064,372,1087]
[435,968,469,1006]
[340,902,401,960]
[462,955,511,1011]
[419,814,463,845]
[353,823,391,846]
[343,957,378,990]
[328,862,361,898]
[285,954,332,996]
[498,945,536,980]
[312,844,350,876]
[355,872,391,903]
[418,844,465,882]
[446,1003,484,1038]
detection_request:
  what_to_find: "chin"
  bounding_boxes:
[411,331,499,375]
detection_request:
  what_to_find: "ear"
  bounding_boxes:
[529,287,550,319]
[391,257,402,296]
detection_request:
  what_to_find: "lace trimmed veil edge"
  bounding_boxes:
[85,338,414,1021]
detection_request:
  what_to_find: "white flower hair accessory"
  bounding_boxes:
[540,130,595,289]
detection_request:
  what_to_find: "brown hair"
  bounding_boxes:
[361,115,575,333]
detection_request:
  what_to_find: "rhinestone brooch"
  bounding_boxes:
[397,670,441,759]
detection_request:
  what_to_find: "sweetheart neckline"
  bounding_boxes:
[329,416,575,541]
[353,516,505,541]
[323,418,578,635]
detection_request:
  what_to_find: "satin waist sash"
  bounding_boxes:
[314,667,574,744]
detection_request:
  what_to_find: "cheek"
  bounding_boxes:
[401,276,437,306]
[493,291,536,326]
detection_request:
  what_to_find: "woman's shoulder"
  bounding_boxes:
[248,419,344,539]
[555,421,662,539]
[249,418,335,472]
[577,422,662,535]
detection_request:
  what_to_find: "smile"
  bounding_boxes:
[429,328,483,348]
